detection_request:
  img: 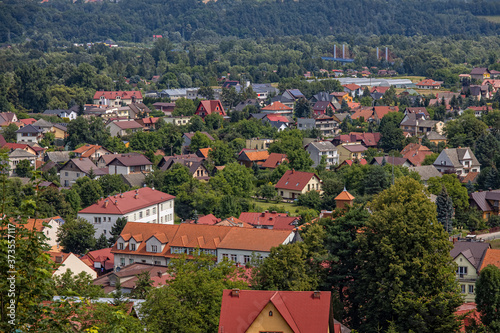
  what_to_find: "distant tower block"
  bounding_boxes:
[335,188,355,210]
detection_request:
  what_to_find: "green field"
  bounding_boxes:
[249,198,310,216]
[487,238,500,249]
[477,16,500,23]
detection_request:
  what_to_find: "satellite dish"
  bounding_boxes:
[116,267,121,272]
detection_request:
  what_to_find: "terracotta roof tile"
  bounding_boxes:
[275,170,321,191]
[261,101,292,111]
[239,150,270,162]
[261,153,288,169]
[480,248,500,271]
[93,91,143,100]
[335,190,355,201]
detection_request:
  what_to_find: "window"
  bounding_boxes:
[458,266,468,278]
[469,285,474,294]
[154,261,161,265]
[129,259,134,264]
[231,254,237,262]
[120,258,125,266]
[130,244,136,251]
[151,245,158,253]
[153,207,156,214]
[222,253,229,260]
[139,211,143,218]
[118,243,124,250]
[134,213,136,220]
[103,230,106,235]
[244,255,251,264]
[76,173,80,177]
[65,172,68,176]
[461,284,466,293]
[146,209,150,216]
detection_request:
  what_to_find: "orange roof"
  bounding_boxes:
[348,102,360,109]
[373,106,399,119]
[343,84,360,91]
[261,101,292,111]
[480,248,500,271]
[240,150,270,162]
[197,148,212,158]
[351,108,373,120]
[400,143,432,166]
[93,90,143,100]
[416,79,441,87]
[335,189,355,201]
[261,153,288,169]
[73,144,102,157]
[217,227,293,252]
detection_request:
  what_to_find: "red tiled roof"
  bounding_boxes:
[416,79,441,87]
[351,108,373,121]
[460,172,480,184]
[343,83,360,91]
[187,214,221,225]
[93,91,143,100]
[197,147,212,158]
[196,100,226,116]
[275,170,321,191]
[217,227,293,251]
[373,106,399,119]
[335,190,355,201]
[400,143,433,166]
[20,118,37,126]
[371,86,389,94]
[261,153,288,169]
[261,101,293,111]
[238,150,270,162]
[238,212,298,229]
[480,248,500,271]
[218,290,331,333]
[264,114,291,123]
[78,187,175,215]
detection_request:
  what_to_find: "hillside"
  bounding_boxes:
[1,0,500,44]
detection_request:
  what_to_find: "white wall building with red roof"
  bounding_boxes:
[93,91,143,107]
[78,187,175,238]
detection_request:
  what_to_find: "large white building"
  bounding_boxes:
[78,187,175,238]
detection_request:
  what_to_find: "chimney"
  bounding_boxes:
[271,211,277,214]
[231,289,240,297]
[120,193,124,198]
[313,291,321,299]
[104,200,109,208]
[55,256,63,263]
[265,210,269,213]
[114,200,118,205]
[342,44,345,59]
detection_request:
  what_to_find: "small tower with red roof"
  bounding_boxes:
[335,188,355,209]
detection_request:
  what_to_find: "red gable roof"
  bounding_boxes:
[343,83,361,91]
[78,187,175,215]
[373,105,399,119]
[261,153,288,169]
[261,101,293,111]
[195,100,226,118]
[264,114,290,123]
[371,86,389,94]
[218,290,331,333]
[416,79,441,87]
[400,143,432,166]
[275,170,321,191]
[93,91,143,100]
[238,211,298,230]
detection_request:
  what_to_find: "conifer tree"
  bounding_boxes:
[436,185,454,234]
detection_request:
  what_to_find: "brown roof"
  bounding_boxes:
[64,158,108,176]
[110,120,143,130]
[107,154,152,167]
[460,172,480,184]
[261,153,288,169]
[341,144,368,153]
[275,170,321,191]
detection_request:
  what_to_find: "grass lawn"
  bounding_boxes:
[477,16,500,23]
[394,75,426,83]
[487,238,500,249]
[249,198,309,216]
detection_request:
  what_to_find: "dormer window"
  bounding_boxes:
[118,243,124,250]
[130,243,136,251]
[151,245,158,253]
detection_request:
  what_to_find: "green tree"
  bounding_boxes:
[210,162,254,197]
[204,113,224,131]
[131,271,153,299]
[214,195,242,219]
[15,159,34,178]
[294,97,313,118]
[422,152,439,165]
[98,174,129,197]
[94,233,109,250]
[353,177,462,332]
[296,190,321,211]
[173,97,196,116]
[428,174,469,213]
[74,177,103,208]
[189,131,212,152]
[2,123,19,142]
[436,186,454,234]
[65,116,111,150]
[363,164,390,195]
[198,86,215,100]
[475,265,500,331]
[207,140,235,166]
[258,183,277,201]
[379,121,405,152]
[57,217,96,255]
[109,217,128,247]
[444,113,488,148]
[53,270,105,298]
[474,133,500,168]
[141,252,248,333]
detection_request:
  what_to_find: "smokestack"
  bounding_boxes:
[386,47,388,62]
[377,47,379,60]
[343,44,345,59]
[334,44,336,58]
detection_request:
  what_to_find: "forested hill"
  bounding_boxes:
[1,0,500,44]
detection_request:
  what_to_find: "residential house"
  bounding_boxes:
[343,83,362,97]
[73,144,112,161]
[128,103,151,119]
[275,170,322,200]
[261,153,288,169]
[371,156,412,167]
[196,148,212,159]
[469,189,500,220]
[400,113,444,136]
[330,91,353,104]
[467,85,491,100]
[238,211,300,230]
[111,222,296,268]
[480,248,500,272]
[195,100,226,120]
[331,132,381,148]
[282,89,305,102]
[400,143,433,166]
[93,263,170,294]
[297,118,316,131]
[43,109,78,121]
[182,132,215,153]
[260,101,293,115]
[237,150,270,168]
[416,79,442,89]
[0,112,18,126]
[433,148,480,176]
[371,86,390,94]
[450,240,490,302]
[80,248,114,276]
[106,120,143,137]
[373,105,399,123]
[18,118,37,127]
[262,114,293,131]
[423,131,447,145]
[245,138,274,150]
[52,124,68,140]
[15,125,44,143]
[121,174,147,188]
[59,158,107,187]
[336,158,368,169]
[306,141,339,169]
[136,117,159,131]
[215,216,254,228]
[106,154,153,175]
[32,118,54,134]
[470,68,491,81]
[270,95,295,109]
[49,252,98,279]
[164,115,192,126]
[93,91,143,106]
[351,107,374,122]
[404,107,430,118]
[78,187,175,238]
[312,101,335,116]
[13,216,64,249]
[8,149,37,176]
[336,143,368,164]
[251,83,279,101]
[218,290,335,333]
[44,151,71,165]
[315,114,341,137]
[153,102,176,115]
[157,154,203,170]
[467,106,488,117]
[408,165,442,186]
[159,157,210,180]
